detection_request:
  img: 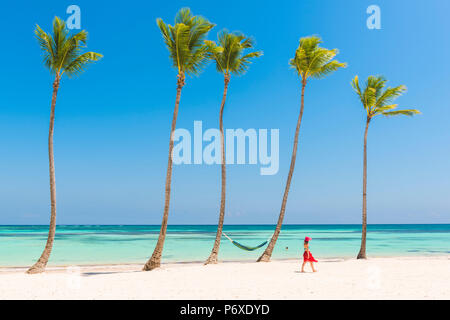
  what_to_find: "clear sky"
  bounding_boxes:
[0,0,449,225]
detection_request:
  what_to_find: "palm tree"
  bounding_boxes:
[257,36,346,262]
[204,31,262,265]
[351,75,420,259]
[27,17,102,274]
[143,8,214,271]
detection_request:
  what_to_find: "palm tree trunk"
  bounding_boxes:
[357,117,370,259]
[257,80,307,262]
[205,75,230,265]
[27,76,60,274]
[143,73,185,271]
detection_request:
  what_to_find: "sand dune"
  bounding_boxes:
[0,256,448,299]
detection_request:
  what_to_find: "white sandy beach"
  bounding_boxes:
[0,257,448,300]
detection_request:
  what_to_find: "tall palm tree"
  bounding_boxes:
[257,36,346,262]
[351,75,420,259]
[204,30,262,265]
[143,8,214,271]
[27,17,102,274]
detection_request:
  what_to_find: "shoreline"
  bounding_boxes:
[0,257,347,273]
[1,253,448,271]
[1,256,448,299]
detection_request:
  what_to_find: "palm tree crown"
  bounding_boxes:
[289,36,346,82]
[35,17,102,78]
[351,75,420,118]
[157,8,215,76]
[205,30,262,76]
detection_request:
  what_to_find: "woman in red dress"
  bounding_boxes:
[301,236,318,272]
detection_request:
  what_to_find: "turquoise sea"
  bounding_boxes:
[0,224,449,267]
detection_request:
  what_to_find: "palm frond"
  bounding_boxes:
[172,23,192,72]
[235,51,263,75]
[374,85,407,109]
[184,44,210,76]
[56,30,87,73]
[382,109,421,117]
[366,75,387,99]
[311,59,347,79]
[372,104,398,115]
[175,7,192,25]
[35,25,55,72]
[351,76,365,107]
[204,40,225,72]
[363,87,377,113]
[63,52,103,77]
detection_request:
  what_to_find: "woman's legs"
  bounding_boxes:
[301,261,306,272]
[309,261,317,272]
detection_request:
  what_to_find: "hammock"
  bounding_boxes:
[222,232,271,252]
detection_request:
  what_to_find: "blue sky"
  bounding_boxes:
[0,0,449,225]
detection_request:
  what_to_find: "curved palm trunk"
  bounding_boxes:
[257,80,307,262]
[27,76,60,274]
[143,74,185,271]
[357,117,370,259]
[205,75,230,265]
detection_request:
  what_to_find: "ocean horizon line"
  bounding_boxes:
[1,223,449,226]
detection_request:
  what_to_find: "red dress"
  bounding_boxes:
[303,250,318,262]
